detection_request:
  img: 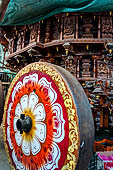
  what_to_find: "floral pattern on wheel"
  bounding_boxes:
[6,72,69,170]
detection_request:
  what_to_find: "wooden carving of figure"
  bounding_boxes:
[102,16,112,38]
[81,58,91,77]
[66,56,76,75]
[82,16,93,38]
[99,63,108,74]
[53,19,60,40]
[45,20,50,43]
[64,16,75,39]
[30,24,38,43]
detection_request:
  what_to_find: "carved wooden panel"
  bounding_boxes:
[30,23,38,43]
[101,16,112,38]
[79,56,94,78]
[97,61,108,78]
[81,58,92,77]
[52,17,61,40]
[63,16,75,39]
[65,56,77,76]
[45,19,51,43]
[78,15,98,38]
[82,16,93,38]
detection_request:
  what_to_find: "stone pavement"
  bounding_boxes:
[0,124,11,170]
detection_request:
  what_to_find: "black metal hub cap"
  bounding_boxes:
[16,114,32,134]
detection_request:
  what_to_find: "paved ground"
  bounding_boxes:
[0,124,11,170]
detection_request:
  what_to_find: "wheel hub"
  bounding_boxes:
[16,114,32,134]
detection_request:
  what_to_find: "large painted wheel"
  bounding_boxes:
[3,62,94,170]
[0,80,4,124]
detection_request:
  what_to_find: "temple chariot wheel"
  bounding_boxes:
[3,62,94,170]
[0,80,4,124]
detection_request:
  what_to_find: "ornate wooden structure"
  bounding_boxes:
[1,12,113,143]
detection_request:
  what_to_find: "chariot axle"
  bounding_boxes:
[16,115,32,134]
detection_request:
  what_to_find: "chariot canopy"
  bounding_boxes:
[0,0,113,25]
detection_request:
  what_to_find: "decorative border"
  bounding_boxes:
[3,62,80,170]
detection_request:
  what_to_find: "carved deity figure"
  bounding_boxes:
[30,24,38,43]
[63,17,75,39]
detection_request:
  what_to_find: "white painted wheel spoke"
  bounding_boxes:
[12,150,25,170]
[35,122,46,143]
[15,103,22,117]
[33,103,46,121]
[7,103,13,125]
[29,92,39,111]
[22,139,30,156]
[15,131,22,146]
[31,137,41,155]
[7,126,13,149]
[20,95,28,112]
[13,117,19,132]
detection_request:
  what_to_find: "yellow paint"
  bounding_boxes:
[109,49,112,54]
[86,44,89,50]
[66,13,69,17]
[56,47,59,52]
[109,11,112,16]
